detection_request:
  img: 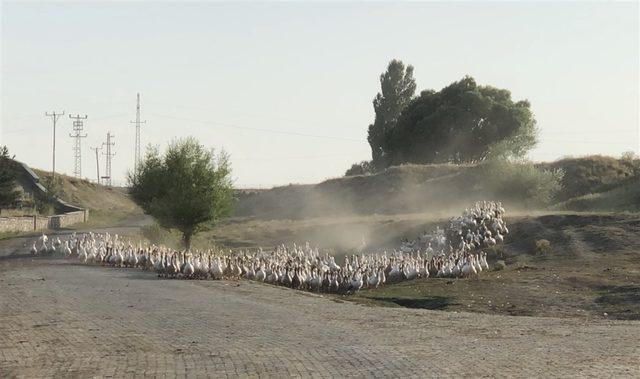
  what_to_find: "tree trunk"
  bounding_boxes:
[182,231,193,251]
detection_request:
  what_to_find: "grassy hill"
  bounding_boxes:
[235,163,477,219]
[33,169,144,227]
[540,155,639,201]
[553,178,640,213]
[236,155,639,220]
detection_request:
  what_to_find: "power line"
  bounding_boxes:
[130,93,146,175]
[102,132,115,186]
[147,112,362,142]
[68,114,88,178]
[44,110,65,179]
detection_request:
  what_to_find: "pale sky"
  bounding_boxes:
[1,1,638,188]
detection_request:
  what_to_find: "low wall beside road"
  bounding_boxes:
[0,210,88,233]
[1,160,89,234]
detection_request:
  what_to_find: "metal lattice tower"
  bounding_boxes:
[102,132,115,186]
[131,93,146,175]
[68,114,88,178]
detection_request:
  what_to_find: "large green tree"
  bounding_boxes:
[367,59,416,169]
[0,146,20,214]
[129,138,234,249]
[384,76,537,165]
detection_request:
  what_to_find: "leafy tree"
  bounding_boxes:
[384,76,537,166]
[0,146,20,214]
[129,137,234,249]
[367,59,416,169]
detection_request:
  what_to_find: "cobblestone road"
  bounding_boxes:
[1,256,639,378]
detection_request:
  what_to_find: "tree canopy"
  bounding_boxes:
[129,137,234,249]
[383,76,538,165]
[367,59,416,169]
[0,146,20,213]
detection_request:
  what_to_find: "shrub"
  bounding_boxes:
[141,223,172,245]
[34,176,62,215]
[534,239,552,255]
[482,159,564,207]
[345,160,375,176]
[494,260,507,271]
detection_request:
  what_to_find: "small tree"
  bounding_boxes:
[0,146,20,214]
[367,59,417,170]
[129,137,234,249]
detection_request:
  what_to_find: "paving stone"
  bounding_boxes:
[0,258,639,377]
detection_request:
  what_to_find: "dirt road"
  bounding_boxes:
[1,253,639,378]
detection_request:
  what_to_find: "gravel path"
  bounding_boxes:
[1,253,639,378]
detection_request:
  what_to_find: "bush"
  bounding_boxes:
[534,239,552,255]
[33,176,62,215]
[494,260,507,271]
[345,160,375,176]
[141,223,172,245]
[482,159,564,207]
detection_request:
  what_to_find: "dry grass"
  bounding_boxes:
[32,169,144,227]
[540,155,640,201]
[235,156,638,220]
[553,178,640,212]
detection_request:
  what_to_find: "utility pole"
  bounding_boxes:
[90,146,102,184]
[130,93,146,176]
[45,110,65,179]
[69,114,88,178]
[102,132,115,186]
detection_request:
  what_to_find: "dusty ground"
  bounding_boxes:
[1,212,639,377]
[350,213,640,321]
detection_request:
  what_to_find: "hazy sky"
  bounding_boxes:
[1,1,638,188]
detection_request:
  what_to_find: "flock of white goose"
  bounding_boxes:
[29,201,508,294]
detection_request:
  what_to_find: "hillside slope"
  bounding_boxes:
[33,169,144,226]
[236,164,478,219]
[554,178,640,212]
[236,156,639,220]
[540,155,639,201]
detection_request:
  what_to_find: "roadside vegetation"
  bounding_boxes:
[0,146,20,215]
[129,137,234,249]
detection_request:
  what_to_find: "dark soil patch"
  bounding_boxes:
[370,295,456,310]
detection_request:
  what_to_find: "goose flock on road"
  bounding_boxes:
[29,201,508,294]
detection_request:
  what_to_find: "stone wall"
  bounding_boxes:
[1,160,89,234]
[48,210,87,229]
[0,217,36,233]
[0,210,88,234]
